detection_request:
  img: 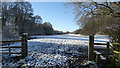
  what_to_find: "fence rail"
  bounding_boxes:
[2,46,22,48]
[0,40,21,43]
[112,42,120,45]
[94,43,107,45]
[0,33,28,58]
[113,50,120,54]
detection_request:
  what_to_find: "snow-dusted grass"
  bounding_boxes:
[1,34,110,67]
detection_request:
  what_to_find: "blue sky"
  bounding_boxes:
[30,2,79,32]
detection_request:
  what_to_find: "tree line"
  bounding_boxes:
[68,2,120,43]
[1,2,54,40]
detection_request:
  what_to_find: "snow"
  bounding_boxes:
[1,34,110,67]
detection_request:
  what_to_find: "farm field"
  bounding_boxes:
[1,34,110,67]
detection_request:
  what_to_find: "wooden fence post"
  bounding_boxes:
[106,42,110,60]
[88,34,94,61]
[21,33,28,58]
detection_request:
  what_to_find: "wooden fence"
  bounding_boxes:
[88,34,120,64]
[0,33,28,58]
[88,34,110,63]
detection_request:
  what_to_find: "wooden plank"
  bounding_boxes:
[94,43,107,45]
[94,50,106,63]
[10,56,22,58]
[112,42,120,45]
[2,52,22,54]
[0,40,21,43]
[113,50,120,54]
[100,55,106,60]
[2,46,22,48]
[109,45,113,48]
[94,48,106,50]
[94,51,101,55]
[94,51,101,63]
[94,51,105,55]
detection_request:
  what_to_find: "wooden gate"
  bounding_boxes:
[0,33,28,58]
[88,34,120,65]
[88,34,110,63]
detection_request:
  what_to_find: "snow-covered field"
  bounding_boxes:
[1,34,110,67]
